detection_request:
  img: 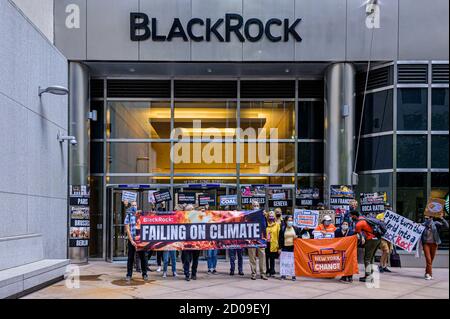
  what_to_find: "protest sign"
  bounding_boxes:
[360,192,386,216]
[268,199,292,207]
[199,194,216,206]
[293,209,319,229]
[241,185,266,205]
[424,198,446,218]
[148,190,157,204]
[177,192,196,205]
[153,190,172,203]
[122,191,137,202]
[383,210,425,253]
[296,188,321,207]
[330,185,354,211]
[135,209,267,251]
[312,231,335,239]
[219,195,238,206]
[69,185,90,247]
[294,236,359,278]
[280,251,295,277]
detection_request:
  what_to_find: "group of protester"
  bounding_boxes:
[124,198,448,284]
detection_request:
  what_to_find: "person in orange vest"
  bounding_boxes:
[315,215,336,236]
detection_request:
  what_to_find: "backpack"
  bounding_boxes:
[363,217,387,239]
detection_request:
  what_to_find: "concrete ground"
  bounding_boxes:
[22,260,449,299]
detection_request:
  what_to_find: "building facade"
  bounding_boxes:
[51,0,449,262]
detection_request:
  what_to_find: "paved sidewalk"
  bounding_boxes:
[23,260,449,299]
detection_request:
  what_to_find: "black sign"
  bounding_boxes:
[153,190,172,203]
[177,192,196,204]
[241,196,266,205]
[269,199,292,207]
[131,13,302,43]
[360,193,386,215]
[69,185,90,248]
[199,195,216,206]
[296,188,321,207]
[69,239,89,247]
[69,197,89,206]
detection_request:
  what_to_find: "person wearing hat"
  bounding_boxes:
[335,218,355,283]
[376,203,393,273]
[315,215,337,236]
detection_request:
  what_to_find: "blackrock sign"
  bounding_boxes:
[130,13,302,43]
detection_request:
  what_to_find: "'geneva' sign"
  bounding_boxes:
[130,13,302,43]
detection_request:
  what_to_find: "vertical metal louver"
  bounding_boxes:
[299,80,324,99]
[90,79,104,98]
[432,64,449,84]
[240,80,295,98]
[107,80,171,98]
[174,81,237,98]
[397,64,428,84]
[356,65,394,93]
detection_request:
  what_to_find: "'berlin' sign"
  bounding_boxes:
[130,13,302,43]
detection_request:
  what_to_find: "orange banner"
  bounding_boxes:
[294,236,359,278]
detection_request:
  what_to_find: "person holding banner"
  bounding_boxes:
[266,211,281,277]
[247,200,268,280]
[229,248,244,276]
[334,219,355,283]
[278,216,300,281]
[181,204,200,281]
[421,213,449,280]
[124,201,149,283]
[350,210,380,283]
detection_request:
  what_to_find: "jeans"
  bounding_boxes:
[207,250,218,270]
[127,241,148,278]
[163,251,177,273]
[267,252,278,275]
[181,250,200,278]
[229,249,243,273]
[423,243,438,276]
[363,239,381,276]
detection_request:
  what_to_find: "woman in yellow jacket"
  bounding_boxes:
[266,211,281,277]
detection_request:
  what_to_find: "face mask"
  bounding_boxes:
[341,225,349,231]
[131,206,137,213]
[324,221,331,226]
[269,217,275,221]
[287,221,294,227]
[276,214,282,218]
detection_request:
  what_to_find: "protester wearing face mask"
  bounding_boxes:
[278,216,300,281]
[274,208,283,225]
[315,215,336,236]
[265,211,281,277]
[335,219,355,283]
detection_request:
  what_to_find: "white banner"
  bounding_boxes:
[279,251,295,277]
[122,191,137,202]
[383,210,425,253]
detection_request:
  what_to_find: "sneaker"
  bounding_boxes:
[156,267,162,272]
[378,265,384,273]
[292,277,296,281]
[280,276,286,280]
[251,274,256,280]
[185,276,190,281]
[207,269,212,274]
[359,276,374,283]
[143,275,149,281]
[261,275,268,280]
[383,267,392,273]
[212,269,217,274]
[125,276,132,283]
[239,271,244,276]
[229,271,235,276]
[173,272,178,277]
[162,272,167,278]
[340,277,351,284]
[425,274,432,280]
[191,275,197,280]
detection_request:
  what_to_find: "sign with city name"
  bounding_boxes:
[130,13,302,43]
[360,192,386,216]
[69,185,90,248]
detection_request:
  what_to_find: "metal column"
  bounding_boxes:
[324,63,356,205]
[68,62,90,263]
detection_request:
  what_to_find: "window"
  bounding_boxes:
[356,173,393,205]
[298,101,324,139]
[431,135,449,168]
[397,88,427,131]
[90,142,103,174]
[107,143,171,174]
[357,136,393,171]
[298,142,324,174]
[90,101,104,139]
[108,101,171,139]
[357,90,393,135]
[432,89,449,130]
[396,173,427,222]
[397,135,427,168]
